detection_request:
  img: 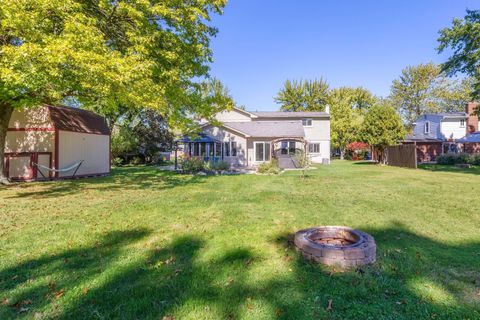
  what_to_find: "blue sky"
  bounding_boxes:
[209,0,478,111]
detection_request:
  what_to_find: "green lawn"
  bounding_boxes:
[1,161,479,319]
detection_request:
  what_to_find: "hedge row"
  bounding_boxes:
[436,153,480,165]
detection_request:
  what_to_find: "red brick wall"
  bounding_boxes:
[416,142,443,163]
[466,102,478,133]
[463,143,480,154]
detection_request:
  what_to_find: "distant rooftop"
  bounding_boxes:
[249,111,330,118]
[423,112,468,118]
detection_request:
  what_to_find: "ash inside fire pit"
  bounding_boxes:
[294,226,376,268]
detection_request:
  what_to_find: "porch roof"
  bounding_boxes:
[177,133,221,143]
[223,121,305,138]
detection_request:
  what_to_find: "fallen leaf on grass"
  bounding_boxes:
[54,289,65,299]
[162,316,175,320]
[82,288,89,295]
[1,298,9,306]
[326,299,333,312]
[246,298,253,310]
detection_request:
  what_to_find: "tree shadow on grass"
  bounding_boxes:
[1,224,479,319]
[4,167,212,199]
[0,229,152,318]
[418,164,480,176]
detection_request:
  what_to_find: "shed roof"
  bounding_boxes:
[48,105,110,135]
[223,121,305,138]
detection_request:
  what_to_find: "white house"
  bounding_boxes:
[179,107,331,168]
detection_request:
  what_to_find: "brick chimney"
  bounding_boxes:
[466,102,479,133]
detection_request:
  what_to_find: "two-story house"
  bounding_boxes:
[178,107,331,168]
[404,102,478,162]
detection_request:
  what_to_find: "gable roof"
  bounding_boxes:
[250,111,330,118]
[223,121,305,138]
[47,105,110,135]
[422,112,468,119]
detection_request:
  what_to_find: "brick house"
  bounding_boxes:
[403,102,479,163]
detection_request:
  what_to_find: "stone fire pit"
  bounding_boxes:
[294,226,376,268]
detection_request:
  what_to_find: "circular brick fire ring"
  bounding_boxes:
[294,226,376,268]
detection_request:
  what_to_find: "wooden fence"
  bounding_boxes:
[386,144,417,169]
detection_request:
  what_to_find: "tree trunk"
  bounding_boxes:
[340,149,345,160]
[0,104,14,184]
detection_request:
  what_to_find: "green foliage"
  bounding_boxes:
[0,0,228,180]
[436,153,478,165]
[180,157,205,173]
[130,156,143,166]
[112,157,124,167]
[257,158,280,174]
[205,160,230,172]
[472,154,480,165]
[389,62,474,127]
[111,125,138,159]
[360,103,406,162]
[328,87,377,158]
[437,9,480,99]
[293,149,311,178]
[275,79,329,111]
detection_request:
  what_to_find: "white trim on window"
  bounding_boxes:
[308,142,321,154]
[460,119,466,128]
[302,118,313,127]
[424,121,430,134]
[254,141,271,162]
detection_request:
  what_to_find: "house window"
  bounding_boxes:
[460,119,466,128]
[223,142,230,157]
[308,143,321,154]
[194,143,200,156]
[424,121,430,134]
[215,142,221,156]
[208,143,214,157]
[200,143,206,156]
[254,142,270,162]
[302,119,312,127]
[231,142,237,156]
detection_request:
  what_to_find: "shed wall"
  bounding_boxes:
[58,130,110,177]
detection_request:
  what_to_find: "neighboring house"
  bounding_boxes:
[404,102,479,163]
[178,107,330,168]
[4,105,111,181]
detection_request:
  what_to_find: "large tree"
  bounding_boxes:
[438,9,480,100]
[275,79,330,112]
[360,103,406,164]
[0,0,227,183]
[328,87,376,159]
[389,62,473,127]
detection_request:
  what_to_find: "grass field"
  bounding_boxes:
[1,161,479,319]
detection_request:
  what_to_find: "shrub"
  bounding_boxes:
[204,160,230,172]
[436,153,473,165]
[112,157,124,167]
[130,156,143,166]
[180,157,204,173]
[471,154,480,165]
[257,158,280,174]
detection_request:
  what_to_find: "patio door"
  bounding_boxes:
[254,142,270,162]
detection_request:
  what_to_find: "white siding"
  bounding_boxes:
[58,131,110,177]
[215,109,252,122]
[440,119,467,140]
